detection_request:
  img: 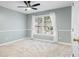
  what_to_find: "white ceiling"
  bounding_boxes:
[0,1,73,14]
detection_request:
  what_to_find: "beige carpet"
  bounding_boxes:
[0,39,72,57]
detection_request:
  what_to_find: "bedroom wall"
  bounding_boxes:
[0,6,28,44]
[27,6,71,43]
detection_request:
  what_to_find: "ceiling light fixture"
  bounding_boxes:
[27,7,31,10]
[18,1,40,11]
[25,7,32,11]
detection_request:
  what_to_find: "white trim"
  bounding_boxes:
[33,34,54,36]
[31,15,35,38]
[58,30,71,31]
[57,41,72,46]
[51,13,58,42]
[0,38,25,46]
[0,29,32,32]
[32,38,54,43]
[32,13,58,42]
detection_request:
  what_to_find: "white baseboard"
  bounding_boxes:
[0,37,72,46]
[31,38,55,43]
[57,41,72,46]
[0,38,25,46]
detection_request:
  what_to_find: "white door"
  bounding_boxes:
[72,1,79,57]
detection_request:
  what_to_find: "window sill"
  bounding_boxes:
[34,33,54,36]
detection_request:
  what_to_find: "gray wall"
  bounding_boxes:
[56,7,71,43]
[0,5,71,44]
[27,6,71,43]
[0,6,28,44]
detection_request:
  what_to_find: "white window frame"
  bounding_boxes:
[31,13,58,42]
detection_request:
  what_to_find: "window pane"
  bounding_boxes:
[35,17,43,34]
[34,15,53,35]
[44,16,53,34]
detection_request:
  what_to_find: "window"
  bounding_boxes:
[32,13,56,36]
